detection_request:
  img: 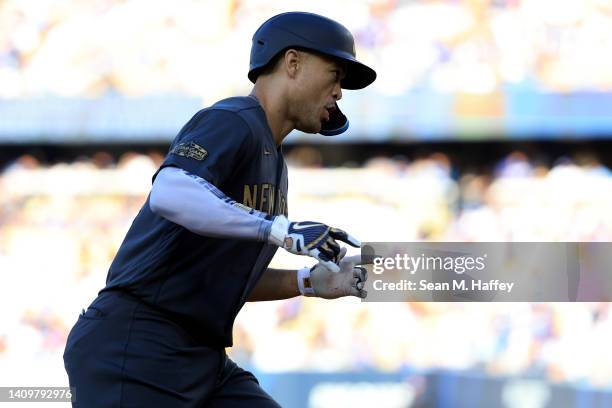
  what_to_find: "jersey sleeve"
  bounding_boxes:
[153,109,254,187]
[150,166,273,242]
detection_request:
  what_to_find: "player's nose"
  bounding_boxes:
[333,83,342,101]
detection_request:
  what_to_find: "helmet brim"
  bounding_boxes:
[309,47,376,90]
[340,58,377,90]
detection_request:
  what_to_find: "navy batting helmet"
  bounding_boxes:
[248,12,377,136]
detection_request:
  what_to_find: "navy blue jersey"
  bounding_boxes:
[100,96,288,348]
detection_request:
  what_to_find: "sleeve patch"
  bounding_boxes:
[170,142,209,161]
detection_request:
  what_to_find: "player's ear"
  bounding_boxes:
[283,49,301,79]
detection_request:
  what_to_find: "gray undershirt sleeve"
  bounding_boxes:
[149,166,272,242]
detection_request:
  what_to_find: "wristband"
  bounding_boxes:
[268,215,289,247]
[297,266,316,297]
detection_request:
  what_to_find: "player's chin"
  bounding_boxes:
[297,119,323,134]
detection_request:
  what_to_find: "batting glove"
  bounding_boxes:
[297,248,368,299]
[268,215,360,272]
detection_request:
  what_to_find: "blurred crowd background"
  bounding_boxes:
[2,0,612,99]
[2,0,612,406]
[1,151,612,390]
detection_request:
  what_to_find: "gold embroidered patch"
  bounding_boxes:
[170,142,208,161]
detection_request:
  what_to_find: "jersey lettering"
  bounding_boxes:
[243,183,287,216]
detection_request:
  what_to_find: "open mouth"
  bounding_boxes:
[322,105,336,122]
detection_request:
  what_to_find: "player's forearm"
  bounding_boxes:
[247,268,300,301]
[150,166,272,241]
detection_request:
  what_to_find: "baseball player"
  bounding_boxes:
[63,11,376,407]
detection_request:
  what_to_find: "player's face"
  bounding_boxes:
[291,53,345,133]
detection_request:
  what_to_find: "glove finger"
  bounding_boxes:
[350,278,361,297]
[311,249,340,272]
[329,228,361,248]
[317,245,337,263]
[336,247,348,263]
[350,278,367,299]
[354,266,368,283]
[320,259,340,273]
[353,276,363,288]
[345,233,362,248]
[343,255,367,265]
[325,238,341,256]
[343,254,380,266]
[310,247,330,263]
[321,240,341,262]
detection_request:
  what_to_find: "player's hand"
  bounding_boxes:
[298,247,368,299]
[268,215,360,272]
